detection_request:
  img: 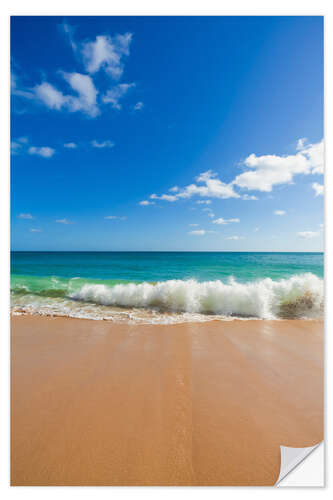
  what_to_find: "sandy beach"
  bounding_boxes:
[11,315,323,486]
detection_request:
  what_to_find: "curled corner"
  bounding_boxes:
[275,442,323,485]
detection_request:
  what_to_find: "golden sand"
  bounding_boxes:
[11,315,323,486]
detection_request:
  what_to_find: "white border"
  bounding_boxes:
[1,1,331,497]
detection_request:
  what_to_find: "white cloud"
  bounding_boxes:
[189,223,199,227]
[28,146,55,158]
[312,182,324,196]
[196,200,211,205]
[17,213,34,219]
[139,200,155,206]
[56,218,73,224]
[30,228,42,232]
[35,82,66,110]
[91,140,115,149]
[188,229,206,236]
[63,72,99,117]
[81,33,132,79]
[226,236,245,240]
[133,101,144,111]
[11,137,30,154]
[169,186,179,193]
[297,231,320,239]
[233,139,324,192]
[104,215,127,220]
[11,141,22,154]
[242,194,258,200]
[150,193,178,202]
[34,73,99,117]
[212,217,240,225]
[61,22,77,51]
[254,227,260,232]
[102,83,135,110]
[64,142,77,149]
[274,210,286,216]
[148,170,240,203]
[296,138,307,151]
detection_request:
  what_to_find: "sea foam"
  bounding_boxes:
[68,273,323,320]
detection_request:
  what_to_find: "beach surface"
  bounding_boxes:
[11,315,323,486]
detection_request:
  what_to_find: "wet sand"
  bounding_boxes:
[11,315,323,486]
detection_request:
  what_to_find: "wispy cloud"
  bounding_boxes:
[30,228,42,232]
[64,142,78,149]
[226,236,245,240]
[312,182,324,196]
[60,22,77,52]
[102,83,135,110]
[139,200,155,206]
[297,231,319,239]
[212,217,240,225]
[188,229,216,236]
[196,200,211,205]
[189,223,199,227]
[274,210,286,216]
[104,215,127,220]
[17,213,34,219]
[11,137,30,154]
[91,140,115,149]
[188,229,206,236]
[28,146,55,158]
[133,101,144,111]
[150,193,178,202]
[56,218,73,224]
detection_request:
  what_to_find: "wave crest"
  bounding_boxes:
[69,273,323,319]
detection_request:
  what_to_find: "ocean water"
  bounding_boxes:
[11,252,324,323]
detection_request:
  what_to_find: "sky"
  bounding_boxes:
[11,16,324,251]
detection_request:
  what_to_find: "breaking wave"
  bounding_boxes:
[11,273,323,322]
[69,273,323,319]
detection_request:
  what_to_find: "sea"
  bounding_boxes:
[10,251,324,323]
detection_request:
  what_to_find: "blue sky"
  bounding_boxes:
[11,16,324,251]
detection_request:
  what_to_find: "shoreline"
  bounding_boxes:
[11,315,323,486]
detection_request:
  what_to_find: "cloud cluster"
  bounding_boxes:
[35,73,99,117]
[233,139,324,192]
[141,139,324,204]
[11,137,55,158]
[13,25,142,118]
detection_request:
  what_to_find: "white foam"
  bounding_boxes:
[68,273,323,320]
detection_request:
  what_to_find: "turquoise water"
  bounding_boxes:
[11,252,324,322]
